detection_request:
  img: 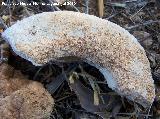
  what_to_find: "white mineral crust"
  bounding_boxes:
[2,11,155,107]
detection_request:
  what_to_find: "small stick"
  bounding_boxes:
[0,17,8,29]
[62,0,79,12]
[126,20,160,30]
[50,0,61,11]
[106,13,118,20]
[0,16,9,64]
[0,45,3,63]
[70,4,80,12]
[85,0,89,14]
[98,0,104,18]
[7,0,12,26]
[130,3,147,19]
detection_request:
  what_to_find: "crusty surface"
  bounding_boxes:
[2,11,155,107]
[0,63,54,119]
[0,63,32,98]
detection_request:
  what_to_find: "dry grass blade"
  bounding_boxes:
[91,80,100,106]
[84,0,89,14]
[68,72,112,119]
[46,73,66,94]
[49,0,61,11]
[80,73,102,105]
[78,65,101,105]
[126,20,160,30]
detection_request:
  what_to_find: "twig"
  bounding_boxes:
[0,8,8,16]
[0,16,8,63]
[130,2,147,19]
[145,104,153,119]
[0,17,8,29]
[69,5,80,12]
[98,0,104,17]
[106,13,118,20]
[117,113,152,117]
[62,0,79,12]
[125,0,138,3]
[55,94,75,102]
[85,0,89,14]
[125,20,160,30]
[0,45,3,63]
[49,0,61,11]
[7,0,12,26]
[121,13,135,24]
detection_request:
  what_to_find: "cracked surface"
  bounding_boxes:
[2,11,155,107]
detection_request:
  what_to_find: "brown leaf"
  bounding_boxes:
[46,73,66,94]
[67,72,120,119]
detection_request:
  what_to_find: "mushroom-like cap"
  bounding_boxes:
[0,63,54,119]
[2,11,155,107]
[0,82,54,119]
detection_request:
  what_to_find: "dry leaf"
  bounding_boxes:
[67,72,114,119]
[0,29,3,33]
[133,31,153,49]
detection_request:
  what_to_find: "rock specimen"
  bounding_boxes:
[2,11,155,107]
[0,63,54,119]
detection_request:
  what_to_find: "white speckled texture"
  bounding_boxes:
[2,11,155,107]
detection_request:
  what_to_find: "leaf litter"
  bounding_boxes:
[0,0,160,119]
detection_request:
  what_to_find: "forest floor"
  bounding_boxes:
[0,0,160,119]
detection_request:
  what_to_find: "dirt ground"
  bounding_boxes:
[0,0,160,119]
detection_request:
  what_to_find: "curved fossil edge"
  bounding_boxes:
[1,11,155,108]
